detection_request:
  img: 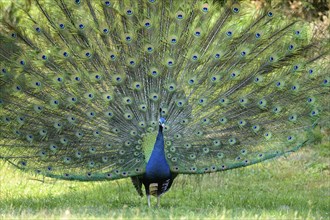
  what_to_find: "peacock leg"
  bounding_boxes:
[147,194,151,207]
[157,195,160,207]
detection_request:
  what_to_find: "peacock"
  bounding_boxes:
[0,0,329,207]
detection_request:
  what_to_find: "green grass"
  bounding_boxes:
[0,144,329,219]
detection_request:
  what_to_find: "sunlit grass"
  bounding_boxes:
[0,143,329,219]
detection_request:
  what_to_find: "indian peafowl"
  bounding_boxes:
[0,0,329,207]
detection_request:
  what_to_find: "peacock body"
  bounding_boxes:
[0,0,329,206]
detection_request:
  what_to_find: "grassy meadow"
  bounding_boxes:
[0,138,329,219]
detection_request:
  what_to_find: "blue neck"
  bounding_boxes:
[145,125,171,179]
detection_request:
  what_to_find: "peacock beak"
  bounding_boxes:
[161,123,165,128]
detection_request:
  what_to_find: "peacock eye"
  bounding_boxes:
[233,7,239,13]
[126,9,133,15]
[79,24,84,29]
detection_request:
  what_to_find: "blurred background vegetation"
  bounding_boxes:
[219,0,330,37]
[250,0,329,21]
[250,0,329,38]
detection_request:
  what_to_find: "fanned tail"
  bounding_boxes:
[0,1,329,180]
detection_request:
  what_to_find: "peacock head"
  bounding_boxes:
[159,117,166,128]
